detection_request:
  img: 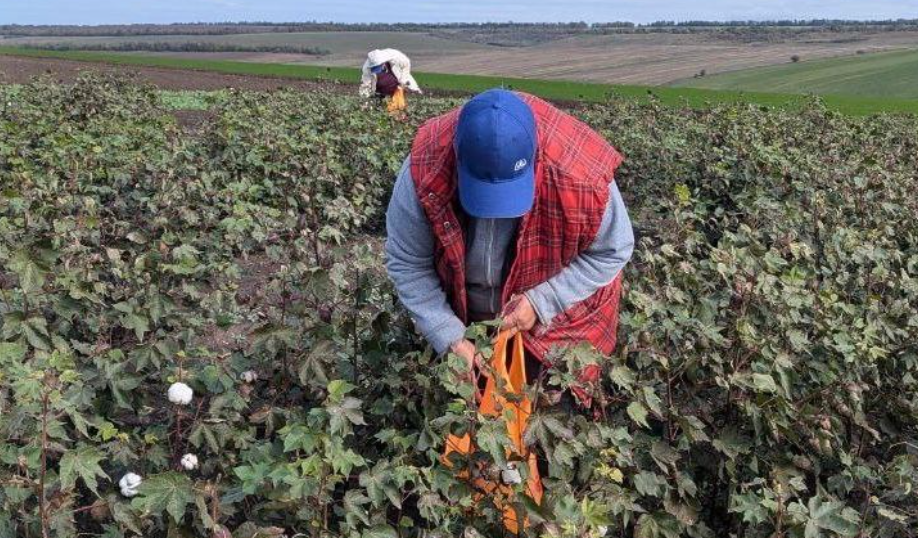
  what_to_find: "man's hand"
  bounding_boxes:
[449,339,480,374]
[500,294,538,339]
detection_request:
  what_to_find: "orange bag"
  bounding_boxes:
[442,332,543,534]
[387,86,407,114]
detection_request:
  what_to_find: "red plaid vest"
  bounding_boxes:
[410,93,625,362]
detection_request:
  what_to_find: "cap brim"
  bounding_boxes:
[458,160,535,218]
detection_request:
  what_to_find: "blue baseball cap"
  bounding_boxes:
[455,89,537,218]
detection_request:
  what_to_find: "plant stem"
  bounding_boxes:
[281,275,290,382]
[352,265,361,385]
[39,387,50,538]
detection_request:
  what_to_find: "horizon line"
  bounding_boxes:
[5,17,918,27]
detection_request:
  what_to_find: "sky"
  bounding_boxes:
[3,0,918,26]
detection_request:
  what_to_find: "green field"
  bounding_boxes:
[1,31,486,57]
[674,48,918,99]
[3,46,918,115]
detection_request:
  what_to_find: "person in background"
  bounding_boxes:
[359,48,423,116]
[385,88,634,409]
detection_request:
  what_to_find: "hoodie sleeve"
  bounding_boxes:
[401,73,423,94]
[359,58,375,98]
[388,50,423,94]
[524,182,634,326]
[385,158,466,354]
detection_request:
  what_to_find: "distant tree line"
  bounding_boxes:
[2,20,917,38]
[645,18,918,27]
[0,22,597,37]
[20,42,330,55]
[430,22,600,46]
[632,19,918,35]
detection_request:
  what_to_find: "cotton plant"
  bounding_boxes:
[180,453,199,471]
[119,473,142,498]
[168,382,194,405]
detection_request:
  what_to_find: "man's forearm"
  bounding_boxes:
[386,247,466,355]
[386,254,466,353]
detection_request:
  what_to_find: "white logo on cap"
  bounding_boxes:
[514,158,528,172]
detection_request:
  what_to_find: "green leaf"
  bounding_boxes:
[633,471,667,497]
[59,447,107,495]
[121,313,150,341]
[343,490,371,526]
[664,494,698,526]
[730,491,770,525]
[327,395,366,437]
[676,415,710,443]
[877,507,909,523]
[752,373,778,394]
[552,440,577,468]
[132,472,194,523]
[543,414,575,440]
[581,497,614,527]
[805,496,860,538]
[326,379,355,401]
[713,428,752,460]
[0,514,15,538]
[674,183,691,205]
[328,445,366,476]
[9,250,47,295]
[475,419,510,468]
[643,386,664,417]
[362,524,397,538]
[234,462,271,495]
[359,465,402,509]
[0,342,27,365]
[22,317,50,350]
[298,340,331,387]
[281,425,318,453]
[635,512,681,538]
[610,364,636,390]
[627,401,650,428]
[650,442,681,470]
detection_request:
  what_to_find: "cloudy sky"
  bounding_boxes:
[3,0,918,25]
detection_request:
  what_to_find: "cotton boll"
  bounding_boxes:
[500,462,522,485]
[240,370,258,383]
[119,472,142,490]
[119,472,142,497]
[168,382,193,405]
[180,453,199,471]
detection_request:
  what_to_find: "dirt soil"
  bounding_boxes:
[171,109,217,131]
[0,53,478,97]
[0,54,463,132]
[0,53,355,92]
[393,31,918,85]
[6,29,918,86]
